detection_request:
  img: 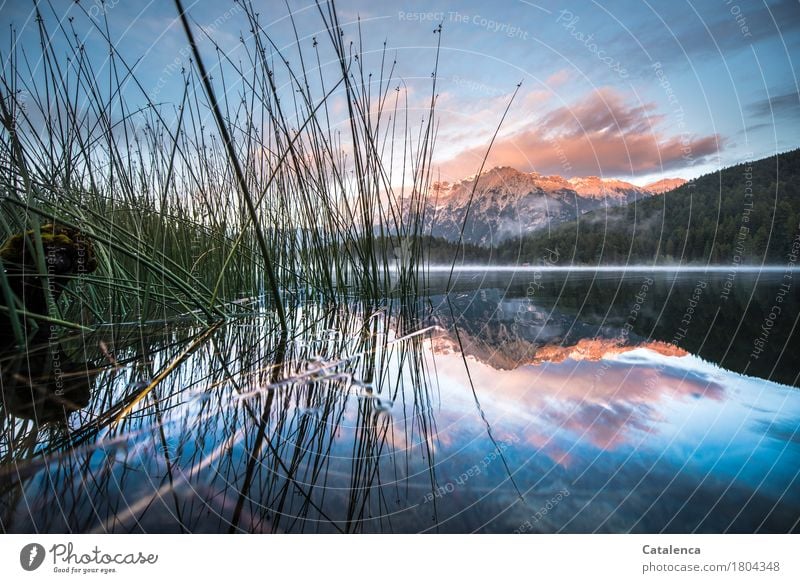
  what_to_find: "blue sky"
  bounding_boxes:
[1,0,798,184]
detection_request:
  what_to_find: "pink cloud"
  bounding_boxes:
[545,69,571,88]
[436,87,722,179]
[429,341,726,461]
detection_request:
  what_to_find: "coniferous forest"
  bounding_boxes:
[428,149,800,266]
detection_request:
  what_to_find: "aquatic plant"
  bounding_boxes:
[0,0,441,341]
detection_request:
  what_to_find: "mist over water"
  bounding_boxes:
[425,265,799,272]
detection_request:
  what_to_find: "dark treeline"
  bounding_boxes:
[496,149,800,265]
[367,235,493,265]
[430,273,799,387]
[407,149,800,266]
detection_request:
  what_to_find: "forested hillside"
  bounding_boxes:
[492,149,800,265]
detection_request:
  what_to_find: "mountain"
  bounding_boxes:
[493,149,800,264]
[429,289,688,371]
[426,275,800,387]
[643,178,687,193]
[424,166,681,246]
[567,175,647,200]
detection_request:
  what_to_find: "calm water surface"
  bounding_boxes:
[1,270,798,532]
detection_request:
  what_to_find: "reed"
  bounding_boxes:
[0,300,440,533]
[0,0,440,338]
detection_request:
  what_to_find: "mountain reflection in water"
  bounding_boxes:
[1,271,798,533]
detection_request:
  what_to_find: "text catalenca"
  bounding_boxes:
[642,545,700,555]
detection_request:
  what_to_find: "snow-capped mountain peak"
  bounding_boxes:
[421,166,684,246]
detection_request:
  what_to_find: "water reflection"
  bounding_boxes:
[433,270,799,386]
[0,273,798,533]
[1,344,93,423]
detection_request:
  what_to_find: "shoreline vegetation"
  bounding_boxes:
[0,0,447,346]
[0,1,521,527]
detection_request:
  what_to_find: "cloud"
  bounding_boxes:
[430,341,727,460]
[436,87,722,179]
[605,0,800,74]
[747,91,800,119]
[546,69,571,88]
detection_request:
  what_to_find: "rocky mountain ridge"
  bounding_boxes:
[424,166,685,245]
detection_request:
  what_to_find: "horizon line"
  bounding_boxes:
[420,265,798,273]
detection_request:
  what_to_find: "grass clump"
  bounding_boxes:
[0,0,441,339]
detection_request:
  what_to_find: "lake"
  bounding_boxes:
[1,269,798,532]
